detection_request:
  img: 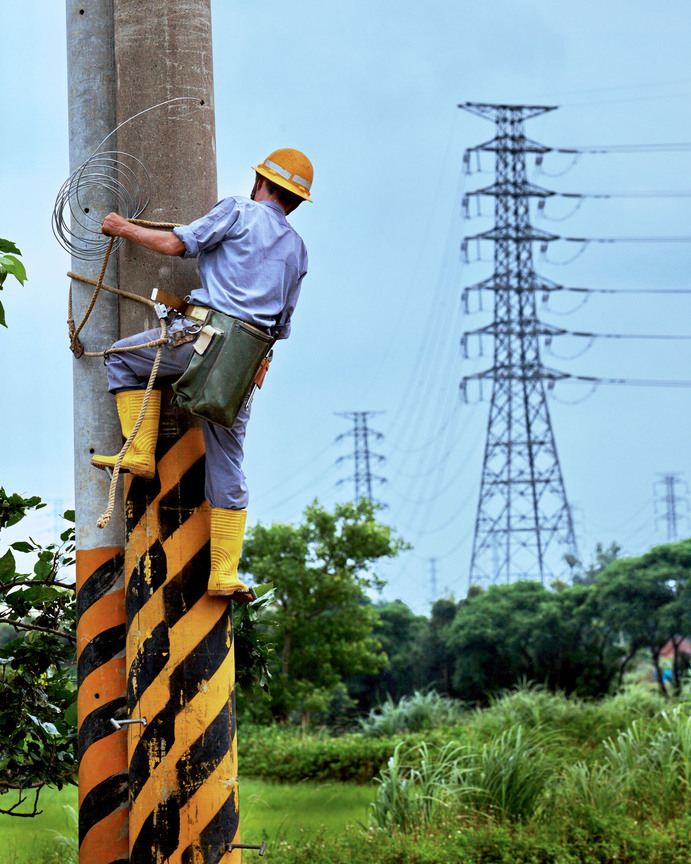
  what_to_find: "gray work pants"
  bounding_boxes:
[105,316,250,510]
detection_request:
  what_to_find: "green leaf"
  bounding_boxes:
[0,549,16,583]
[0,239,21,255]
[64,699,78,728]
[0,298,5,328]
[10,541,34,553]
[0,254,27,285]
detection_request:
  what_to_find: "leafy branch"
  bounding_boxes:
[0,238,27,328]
[0,491,77,816]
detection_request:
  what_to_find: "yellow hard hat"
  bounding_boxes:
[253,148,314,202]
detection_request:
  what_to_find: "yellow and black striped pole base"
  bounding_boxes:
[77,547,129,864]
[125,404,241,864]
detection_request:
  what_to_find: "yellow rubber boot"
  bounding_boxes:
[91,389,161,480]
[208,508,256,603]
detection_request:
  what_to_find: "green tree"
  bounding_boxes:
[0,244,77,816]
[0,492,77,816]
[446,580,621,701]
[419,597,458,696]
[567,541,622,586]
[593,540,691,695]
[238,500,406,723]
[347,599,429,712]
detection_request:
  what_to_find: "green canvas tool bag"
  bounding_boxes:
[172,309,275,430]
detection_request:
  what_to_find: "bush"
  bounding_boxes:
[469,681,671,755]
[358,691,466,738]
[238,725,399,783]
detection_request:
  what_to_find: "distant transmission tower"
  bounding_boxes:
[429,557,438,604]
[654,473,689,542]
[336,411,387,504]
[460,102,578,586]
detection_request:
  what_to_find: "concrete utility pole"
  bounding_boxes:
[69,2,243,863]
[67,4,128,864]
[111,3,242,864]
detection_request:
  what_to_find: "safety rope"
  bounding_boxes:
[67,218,181,358]
[67,218,182,528]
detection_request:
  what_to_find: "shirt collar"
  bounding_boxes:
[259,200,287,219]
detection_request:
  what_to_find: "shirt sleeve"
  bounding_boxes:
[273,263,307,340]
[173,197,241,259]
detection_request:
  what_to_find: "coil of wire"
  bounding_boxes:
[52,150,151,261]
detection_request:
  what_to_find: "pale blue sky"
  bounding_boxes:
[2,1,691,610]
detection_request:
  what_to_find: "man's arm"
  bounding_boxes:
[101,212,185,256]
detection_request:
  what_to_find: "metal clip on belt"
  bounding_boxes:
[151,288,209,322]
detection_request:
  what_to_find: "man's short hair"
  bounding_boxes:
[262,176,303,211]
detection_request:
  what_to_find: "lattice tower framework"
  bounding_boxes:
[462,102,578,586]
[336,411,386,504]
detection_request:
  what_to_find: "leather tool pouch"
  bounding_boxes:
[172,309,275,429]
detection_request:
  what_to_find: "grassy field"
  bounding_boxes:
[1,785,78,863]
[4,686,691,863]
[242,778,373,843]
[0,778,373,862]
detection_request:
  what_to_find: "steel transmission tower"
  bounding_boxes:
[460,102,578,586]
[336,411,387,504]
[655,472,689,542]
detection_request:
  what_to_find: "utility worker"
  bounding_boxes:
[90,148,312,602]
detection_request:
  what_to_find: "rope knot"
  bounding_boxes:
[68,318,85,358]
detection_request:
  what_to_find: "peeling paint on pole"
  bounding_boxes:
[124,426,240,863]
[112,2,241,861]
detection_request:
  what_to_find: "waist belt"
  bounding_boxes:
[151,289,270,334]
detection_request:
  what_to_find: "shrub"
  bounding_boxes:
[358,691,466,738]
[238,724,398,783]
[265,814,691,864]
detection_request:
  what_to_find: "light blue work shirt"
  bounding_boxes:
[173,196,308,339]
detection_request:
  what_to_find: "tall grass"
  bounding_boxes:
[369,725,558,830]
[470,681,670,747]
[368,689,691,834]
[358,691,466,737]
[463,725,559,822]
[368,740,472,831]
[604,707,691,819]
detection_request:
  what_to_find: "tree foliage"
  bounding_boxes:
[238,500,407,722]
[447,580,623,702]
[0,237,27,327]
[0,491,77,816]
[440,540,691,703]
[347,600,429,713]
[594,540,691,695]
[0,243,77,816]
